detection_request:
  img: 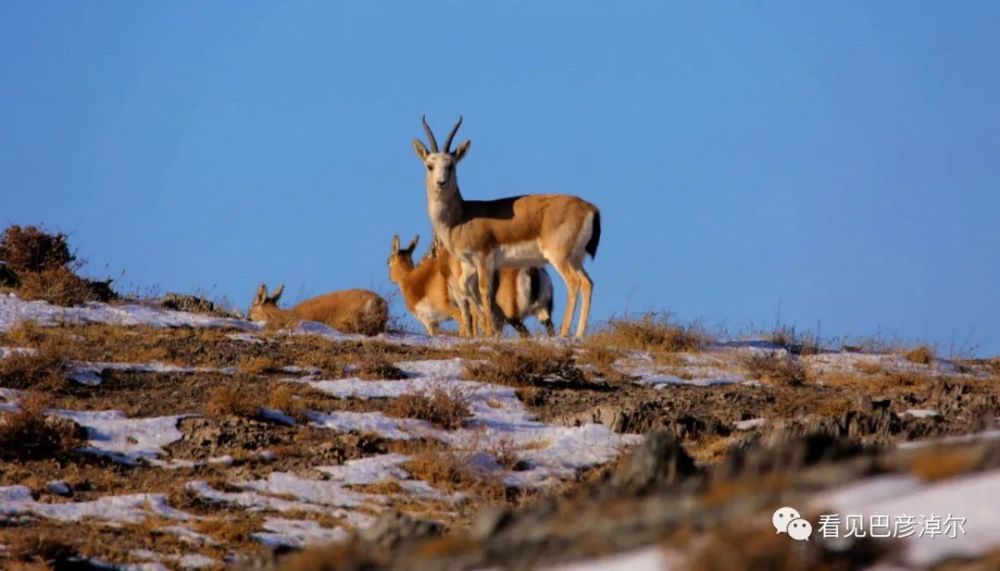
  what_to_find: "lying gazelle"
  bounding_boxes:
[413,116,600,337]
[388,234,555,337]
[249,284,388,336]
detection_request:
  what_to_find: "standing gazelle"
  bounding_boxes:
[412,116,600,337]
[388,233,555,337]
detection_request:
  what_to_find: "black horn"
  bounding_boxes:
[443,115,463,153]
[421,116,439,152]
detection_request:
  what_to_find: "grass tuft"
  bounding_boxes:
[590,313,709,355]
[464,342,585,387]
[385,386,471,430]
[0,393,85,460]
[742,351,809,387]
[903,344,936,365]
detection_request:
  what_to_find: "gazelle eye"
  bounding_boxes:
[426,165,433,171]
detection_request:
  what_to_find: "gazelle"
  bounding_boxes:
[412,116,601,337]
[249,284,388,336]
[388,234,555,337]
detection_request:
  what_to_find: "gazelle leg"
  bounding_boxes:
[510,318,529,338]
[575,267,593,338]
[475,257,498,336]
[552,261,580,337]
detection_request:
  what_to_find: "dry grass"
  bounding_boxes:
[0,339,69,391]
[0,393,84,460]
[353,344,406,379]
[266,383,308,422]
[404,450,506,501]
[0,225,74,273]
[909,445,987,482]
[464,342,585,387]
[0,224,115,306]
[684,523,857,571]
[203,379,265,419]
[385,387,471,430]
[589,313,710,355]
[578,342,635,383]
[237,355,284,375]
[904,344,936,365]
[742,351,809,387]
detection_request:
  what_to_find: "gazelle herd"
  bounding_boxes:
[250,116,600,339]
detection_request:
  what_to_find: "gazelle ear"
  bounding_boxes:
[253,283,268,305]
[405,234,419,254]
[391,235,400,254]
[269,284,284,303]
[412,139,429,161]
[452,139,471,162]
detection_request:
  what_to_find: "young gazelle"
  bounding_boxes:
[388,234,555,337]
[413,116,601,337]
[249,284,388,336]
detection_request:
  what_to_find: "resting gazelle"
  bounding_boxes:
[413,116,600,337]
[388,234,554,337]
[249,284,388,336]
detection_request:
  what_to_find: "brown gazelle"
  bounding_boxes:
[388,234,555,337]
[249,284,388,336]
[412,116,600,337]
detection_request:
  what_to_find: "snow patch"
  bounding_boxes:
[0,485,193,523]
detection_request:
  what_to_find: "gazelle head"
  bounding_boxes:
[249,282,284,321]
[387,234,420,284]
[412,116,470,194]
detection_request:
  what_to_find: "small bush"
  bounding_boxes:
[0,340,69,391]
[0,393,85,460]
[354,346,406,380]
[203,381,264,419]
[904,345,935,365]
[0,225,116,306]
[742,351,809,387]
[404,450,505,500]
[386,387,471,430]
[0,225,74,273]
[591,313,709,354]
[464,343,585,387]
[16,267,99,307]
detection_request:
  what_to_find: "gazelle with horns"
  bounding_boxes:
[412,116,600,337]
[388,233,555,337]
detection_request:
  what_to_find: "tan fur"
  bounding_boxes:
[249,283,388,336]
[414,117,599,337]
[388,234,554,337]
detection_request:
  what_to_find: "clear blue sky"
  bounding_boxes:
[2,2,998,355]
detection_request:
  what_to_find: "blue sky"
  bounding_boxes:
[2,2,998,355]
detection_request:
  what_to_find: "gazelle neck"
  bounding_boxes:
[426,181,465,238]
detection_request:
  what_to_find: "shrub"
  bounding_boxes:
[0,393,85,460]
[904,345,935,365]
[0,340,69,391]
[464,343,585,387]
[386,387,471,430]
[203,382,264,419]
[742,351,809,387]
[0,225,116,306]
[0,225,74,273]
[591,313,709,354]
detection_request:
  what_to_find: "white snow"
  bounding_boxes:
[542,546,676,571]
[47,480,71,496]
[316,453,412,484]
[902,409,940,419]
[0,293,254,332]
[813,469,1000,566]
[303,359,639,488]
[253,517,349,548]
[240,471,370,508]
[69,361,236,386]
[307,410,430,440]
[131,550,217,569]
[0,485,193,524]
[735,418,767,430]
[52,409,185,465]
